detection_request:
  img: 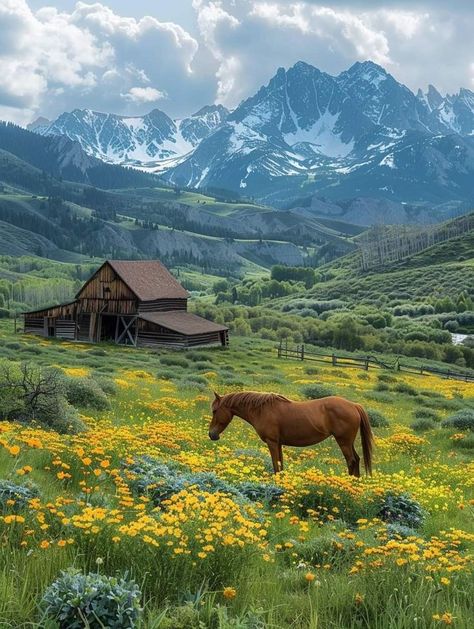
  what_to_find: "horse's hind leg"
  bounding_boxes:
[352,446,360,477]
[335,437,360,477]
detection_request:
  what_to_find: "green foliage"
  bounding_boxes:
[0,480,39,513]
[123,458,244,506]
[441,409,474,431]
[40,569,142,629]
[393,382,418,396]
[366,409,390,428]
[378,493,425,529]
[95,377,118,397]
[412,407,439,421]
[301,384,334,399]
[410,418,436,432]
[386,523,418,538]
[63,377,110,411]
[292,534,357,569]
[0,362,84,433]
[452,434,474,449]
[237,482,284,504]
[160,356,189,368]
[271,265,317,288]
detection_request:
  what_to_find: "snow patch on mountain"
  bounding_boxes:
[283,111,354,158]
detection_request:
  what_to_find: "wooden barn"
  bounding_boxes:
[23,260,229,349]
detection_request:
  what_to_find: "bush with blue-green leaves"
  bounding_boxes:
[0,480,39,513]
[40,570,142,629]
[441,409,474,432]
[123,458,283,507]
[378,493,425,529]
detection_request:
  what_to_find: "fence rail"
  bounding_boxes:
[277,341,474,383]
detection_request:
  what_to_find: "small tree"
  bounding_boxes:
[0,362,84,433]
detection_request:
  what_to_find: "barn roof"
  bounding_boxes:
[77,260,189,301]
[140,311,228,335]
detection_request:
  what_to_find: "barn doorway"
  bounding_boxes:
[100,314,138,345]
[100,314,117,342]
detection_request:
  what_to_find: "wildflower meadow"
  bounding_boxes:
[0,323,473,628]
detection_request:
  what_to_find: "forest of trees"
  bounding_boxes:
[358,214,474,270]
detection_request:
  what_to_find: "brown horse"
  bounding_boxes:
[208,391,373,476]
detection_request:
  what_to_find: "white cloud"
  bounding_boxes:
[0,1,473,124]
[122,86,166,103]
[0,0,212,122]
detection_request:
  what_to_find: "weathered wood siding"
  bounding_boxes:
[76,262,138,315]
[77,298,137,315]
[138,299,187,312]
[56,320,76,340]
[24,316,46,336]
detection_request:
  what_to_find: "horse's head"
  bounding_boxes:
[208,391,233,441]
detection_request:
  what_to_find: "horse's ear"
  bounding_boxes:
[213,391,221,401]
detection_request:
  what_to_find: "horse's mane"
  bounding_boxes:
[221,391,291,412]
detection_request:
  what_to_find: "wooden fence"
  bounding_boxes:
[277,341,474,383]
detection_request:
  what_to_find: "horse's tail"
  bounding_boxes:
[356,404,374,476]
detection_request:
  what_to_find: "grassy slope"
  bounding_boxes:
[0,322,473,627]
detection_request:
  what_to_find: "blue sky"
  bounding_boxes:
[1,1,472,124]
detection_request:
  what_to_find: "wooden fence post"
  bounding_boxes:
[365,356,369,371]
[278,339,282,358]
[301,344,305,361]
[332,353,337,366]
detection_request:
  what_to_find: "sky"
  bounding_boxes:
[1,0,473,124]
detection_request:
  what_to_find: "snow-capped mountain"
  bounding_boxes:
[31,61,474,205]
[34,105,228,169]
[163,61,474,203]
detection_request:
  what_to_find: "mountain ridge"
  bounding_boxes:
[26,60,474,206]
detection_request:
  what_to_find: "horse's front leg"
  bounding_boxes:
[278,444,283,471]
[266,439,282,474]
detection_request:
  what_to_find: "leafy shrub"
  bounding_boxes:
[366,391,392,404]
[295,483,368,524]
[367,409,389,428]
[41,569,142,629]
[160,356,189,368]
[41,396,85,434]
[237,482,284,504]
[413,407,439,421]
[410,418,436,432]
[88,348,107,356]
[5,342,21,350]
[378,493,425,529]
[393,383,418,396]
[63,377,110,411]
[193,362,213,372]
[20,345,42,355]
[304,366,319,375]
[301,384,334,399]
[374,382,390,392]
[123,458,243,506]
[0,480,39,513]
[378,373,396,383]
[441,409,474,431]
[386,523,418,538]
[292,534,356,569]
[421,396,461,411]
[96,377,118,397]
[186,351,210,362]
[0,362,84,434]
